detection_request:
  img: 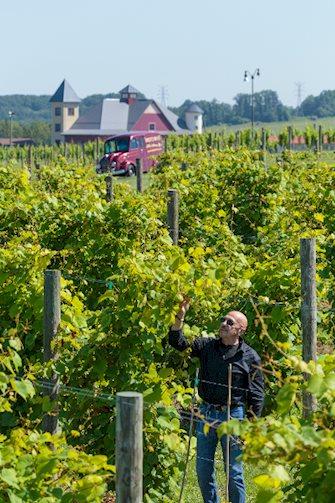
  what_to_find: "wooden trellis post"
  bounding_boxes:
[136,158,143,193]
[42,270,61,434]
[300,238,317,417]
[116,392,143,503]
[288,126,292,151]
[167,189,179,245]
[106,175,113,202]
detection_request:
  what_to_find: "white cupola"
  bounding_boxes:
[185,103,204,134]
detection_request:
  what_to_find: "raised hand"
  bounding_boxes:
[178,296,191,320]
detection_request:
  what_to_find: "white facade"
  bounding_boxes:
[185,109,203,134]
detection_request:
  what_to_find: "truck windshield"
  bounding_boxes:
[104,137,129,154]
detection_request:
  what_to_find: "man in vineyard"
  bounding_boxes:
[169,298,264,503]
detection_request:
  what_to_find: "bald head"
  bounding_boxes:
[226,311,248,333]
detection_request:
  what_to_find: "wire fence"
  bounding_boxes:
[35,378,246,470]
[35,378,247,502]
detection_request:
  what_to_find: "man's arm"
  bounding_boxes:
[168,297,201,357]
[169,326,190,351]
[168,327,202,357]
[246,353,265,419]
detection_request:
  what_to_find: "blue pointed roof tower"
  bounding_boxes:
[50,79,81,103]
[119,84,141,95]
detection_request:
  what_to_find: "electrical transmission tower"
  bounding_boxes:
[295,82,304,108]
[158,86,168,108]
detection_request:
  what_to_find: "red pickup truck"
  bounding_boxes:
[96,132,164,176]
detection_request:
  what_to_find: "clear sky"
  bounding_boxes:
[1,0,334,107]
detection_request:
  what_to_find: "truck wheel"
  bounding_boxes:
[127,164,136,176]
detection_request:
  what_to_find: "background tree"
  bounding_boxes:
[299,90,335,117]
[233,90,291,123]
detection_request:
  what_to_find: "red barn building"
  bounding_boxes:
[50,81,202,144]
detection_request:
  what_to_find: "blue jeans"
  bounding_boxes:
[196,403,245,503]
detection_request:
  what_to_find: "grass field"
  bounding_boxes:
[113,171,152,190]
[207,115,335,134]
[183,453,259,502]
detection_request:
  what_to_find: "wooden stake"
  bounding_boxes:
[28,145,32,171]
[225,363,233,503]
[235,131,240,148]
[318,125,322,153]
[288,126,292,151]
[42,270,61,434]
[116,392,143,503]
[261,128,267,170]
[136,158,143,193]
[167,189,179,245]
[300,238,317,417]
[105,175,113,202]
[95,138,99,163]
[261,128,267,151]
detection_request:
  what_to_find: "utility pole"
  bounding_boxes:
[244,69,260,136]
[8,111,15,147]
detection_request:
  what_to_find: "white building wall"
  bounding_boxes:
[185,112,203,134]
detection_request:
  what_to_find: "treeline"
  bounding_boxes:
[173,88,335,127]
[297,90,335,117]
[0,120,51,144]
[2,88,335,143]
[172,90,292,127]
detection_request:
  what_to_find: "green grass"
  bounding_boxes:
[113,171,152,191]
[207,115,335,134]
[182,453,260,502]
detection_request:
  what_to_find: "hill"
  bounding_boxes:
[0,93,120,122]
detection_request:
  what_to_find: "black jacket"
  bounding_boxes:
[169,329,264,418]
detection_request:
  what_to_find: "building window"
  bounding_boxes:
[55,107,61,116]
[149,123,156,131]
[68,107,75,116]
[194,115,198,120]
[55,124,61,132]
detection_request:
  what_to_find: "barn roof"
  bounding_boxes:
[127,100,152,129]
[64,97,187,135]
